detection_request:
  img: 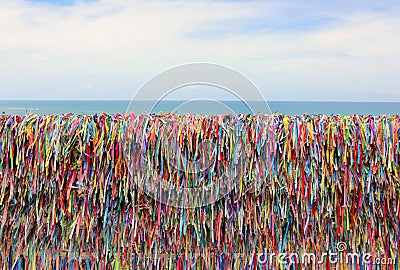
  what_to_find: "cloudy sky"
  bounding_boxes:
[0,0,399,101]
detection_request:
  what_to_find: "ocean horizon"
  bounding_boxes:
[0,100,399,115]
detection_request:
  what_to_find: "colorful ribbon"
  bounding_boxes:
[0,113,399,269]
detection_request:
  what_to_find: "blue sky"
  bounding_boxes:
[0,0,399,101]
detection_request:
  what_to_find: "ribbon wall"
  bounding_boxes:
[0,113,399,269]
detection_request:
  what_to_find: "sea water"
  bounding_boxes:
[0,100,399,115]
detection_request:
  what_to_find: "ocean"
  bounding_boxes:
[0,100,399,115]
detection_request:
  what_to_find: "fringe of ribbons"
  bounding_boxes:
[0,113,399,269]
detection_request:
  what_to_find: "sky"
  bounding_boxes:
[0,0,399,101]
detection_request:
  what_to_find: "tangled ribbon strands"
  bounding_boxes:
[0,113,399,269]
[124,114,255,208]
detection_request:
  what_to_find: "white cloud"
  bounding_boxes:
[378,87,400,96]
[379,88,388,94]
[0,0,399,101]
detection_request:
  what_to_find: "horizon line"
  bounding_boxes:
[1,99,400,103]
